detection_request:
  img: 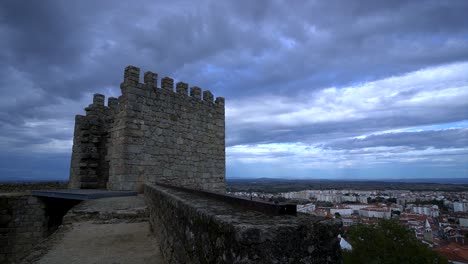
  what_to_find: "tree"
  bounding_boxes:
[343,219,448,264]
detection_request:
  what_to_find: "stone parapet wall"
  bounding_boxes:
[144,184,342,264]
[0,194,47,264]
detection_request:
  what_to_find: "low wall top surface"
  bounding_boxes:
[151,184,326,226]
[145,184,342,263]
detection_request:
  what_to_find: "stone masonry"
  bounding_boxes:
[69,66,226,192]
[0,194,48,264]
[145,184,342,263]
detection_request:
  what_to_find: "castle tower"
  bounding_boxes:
[69,66,226,192]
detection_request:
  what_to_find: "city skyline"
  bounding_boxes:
[0,1,467,181]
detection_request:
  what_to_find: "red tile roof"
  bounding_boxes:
[434,243,468,263]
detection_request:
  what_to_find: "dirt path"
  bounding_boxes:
[23,195,165,264]
[36,221,163,264]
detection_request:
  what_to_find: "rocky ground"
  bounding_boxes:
[21,195,165,264]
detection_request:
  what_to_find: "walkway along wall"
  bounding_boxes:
[145,184,342,264]
[69,66,226,192]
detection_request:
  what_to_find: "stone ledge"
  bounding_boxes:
[145,184,342,264]
[0,182,68,194]
[63,195,148,224]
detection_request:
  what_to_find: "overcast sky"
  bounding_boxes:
[1,0,467,182]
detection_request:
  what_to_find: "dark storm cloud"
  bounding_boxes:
[226,61,468,147]
[227,102,468,147]
[2,0,468,100]
[0,0,468,180]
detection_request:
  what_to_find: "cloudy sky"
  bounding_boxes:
[1,0,467,182]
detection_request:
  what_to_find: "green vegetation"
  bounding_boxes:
[367,197,397,204]
[343,219,448,264]
[315,201,334,207]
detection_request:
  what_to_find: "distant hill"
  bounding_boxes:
[226,177,468,193]
[227,177,468,184]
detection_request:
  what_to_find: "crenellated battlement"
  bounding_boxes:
[121,65,224,105]
[161,77,174,91]
[70,65,226,192]
[93,94,105,106]
[202,90,214,103]
[85,63,227,112]
[176,82,188,95]
[190,86,202,100]
[108,97,118,107]
[144,71,157,88]
[124,65,140,85]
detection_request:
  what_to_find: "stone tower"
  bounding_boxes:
[424,218,433,242]
[69,66,226,192]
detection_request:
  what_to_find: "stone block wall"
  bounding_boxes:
[69,94,116,189]
[144,184,342,264]
[0,194,47,264]
[70,66,226,192]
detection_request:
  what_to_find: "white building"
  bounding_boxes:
[459,218,468,227]
[297,203,316,214]
[316,194,342,204]
[341,217,359,227]
[281,190,313,200]
[341,195,357,203]
[453,202,466,212]
[397,197,417,206]
[358,207,391,219]
[330,207,353,216]
[357,196,369,204]
[410,205,439,217]
[346,204,372,214]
